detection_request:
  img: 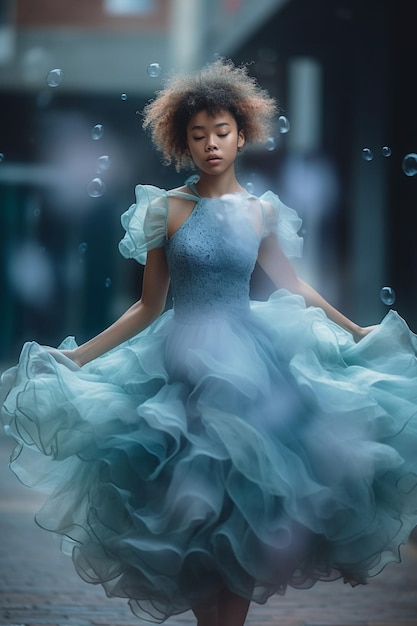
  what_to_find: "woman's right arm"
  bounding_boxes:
[62,247,170,367]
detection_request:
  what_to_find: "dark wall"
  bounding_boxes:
[234,0,417,325]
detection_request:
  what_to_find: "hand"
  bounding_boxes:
[352,325,378,343]
[61,349,83,367]
[47,347,82,370]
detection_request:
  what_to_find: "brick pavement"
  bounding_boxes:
[1,431,417,626]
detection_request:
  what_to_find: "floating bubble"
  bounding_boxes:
[278,115,290,134]
[87,178,105,198]
[265,137,276,151]
[147,62,162,78]
[91,124,104,140]
[402,153,417,177]
[21,251,54,300]
[0,153,4,163]
[104,277,112,288]
[121,93,127,100]
[46,68,63,87]
[33,207,41,219]
[96,155,112,173]
[361,147,374,161]
[380,286,396,306]
[245,182,255,194]
[21,47,51,84]
[78,242,88,254]
[381,146,392,157]
[8,242,54,306]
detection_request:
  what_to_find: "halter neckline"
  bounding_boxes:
[187,181,253,200]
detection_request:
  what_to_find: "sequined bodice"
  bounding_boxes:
[164,191,260,320]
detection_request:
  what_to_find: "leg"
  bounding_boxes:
[217,587,250,626]
[191,594,219,626]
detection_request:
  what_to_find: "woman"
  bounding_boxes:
[2,59,416,626]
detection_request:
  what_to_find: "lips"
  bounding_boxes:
[206,155,222,162]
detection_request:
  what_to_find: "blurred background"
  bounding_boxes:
[0,0,415,366]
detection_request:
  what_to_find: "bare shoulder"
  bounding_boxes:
[167,185,197,210]
[242,196,265,234]
[258,198,275,217]
[258,198,277,231]
[166,186,198,238]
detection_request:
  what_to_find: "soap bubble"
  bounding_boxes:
[265,137,276,151]
[381,146,392,157]
[96,155,111,173]
[8,242,54,306]
[78,242,88,255]
[121,93,127,100]
[380,286,396,306]
[147,63,162,78]
[21,47,51,84]
[104,277,112,288]
[402,153,417,177]
[361,147,374,161]
[0,153,4,163]
[278,115,290,134]
[46,68,63,87]
[91,124,104,140]
[245,182,255,194]
[87,178,106,198]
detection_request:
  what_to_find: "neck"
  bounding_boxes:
[194,170,245,198]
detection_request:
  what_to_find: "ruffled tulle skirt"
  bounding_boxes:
[1,289,417,623]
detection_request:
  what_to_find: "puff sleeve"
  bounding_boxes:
[118,185,168,265]
[260,190,303,259]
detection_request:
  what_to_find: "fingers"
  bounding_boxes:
[46,347,80,371]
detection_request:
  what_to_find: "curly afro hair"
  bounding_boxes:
[142,58,278,171]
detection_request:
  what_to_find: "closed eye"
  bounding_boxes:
[192,133,230,141]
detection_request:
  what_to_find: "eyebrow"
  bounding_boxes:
[190,122,231,131]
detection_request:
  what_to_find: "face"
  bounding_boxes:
[186,110,245,176]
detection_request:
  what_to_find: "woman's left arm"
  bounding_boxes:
[257,232,377,342]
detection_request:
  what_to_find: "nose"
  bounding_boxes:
[205,136,218,151]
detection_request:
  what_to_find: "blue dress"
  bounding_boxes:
[1,182,417,623]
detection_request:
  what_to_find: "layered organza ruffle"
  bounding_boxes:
[2,290,417,622]
[118,184,304,265]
